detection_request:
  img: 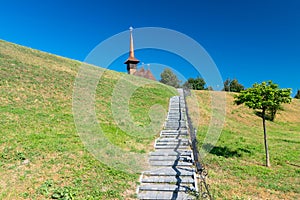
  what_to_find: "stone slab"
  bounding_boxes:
[149,161,193,166]
[143,167,195,176]
[141,176,195,184]
[138,184,196,192]
[150,150,192,156]
[149,156,192,162]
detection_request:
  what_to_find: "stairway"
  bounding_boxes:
[137,89,197,200]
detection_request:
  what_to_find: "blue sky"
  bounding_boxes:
[1,0,299,95]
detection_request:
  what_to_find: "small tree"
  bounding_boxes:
[223,78,244,92]
[159,68,180,88]
[234,81,291,167]
[295,89,300,99]
[183,77,206,90]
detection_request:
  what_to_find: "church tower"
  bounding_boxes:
[124,27,140,74]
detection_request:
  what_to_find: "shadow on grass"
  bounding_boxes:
[281,139,300,144]
[202,143,249,158]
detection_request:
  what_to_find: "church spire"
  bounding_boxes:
[125,27,139,74]
[129,26,135,59]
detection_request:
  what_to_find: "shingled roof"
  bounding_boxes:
[133,67,156,81]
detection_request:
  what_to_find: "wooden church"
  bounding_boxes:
[124,27,156,81]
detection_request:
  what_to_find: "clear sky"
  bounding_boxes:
[1,0,299,95]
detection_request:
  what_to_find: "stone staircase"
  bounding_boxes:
[137,89,197,200]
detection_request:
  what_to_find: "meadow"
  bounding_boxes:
[187,90,300,199]
[0,39,176,199]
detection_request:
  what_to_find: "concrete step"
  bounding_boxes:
[150,150,192,157]
[154,145,189,150]
[149,156,192,162]
[160,135,188,138]
[149,161,193,166]
[138,184,196,192]
[138,191,195,200]
[161,130,187,133]
[141,175,195,184]
[155,141,190,146]
[160,131,188,136]
[155,141,190,145]
[156,138,189,142]
[143,167,195,176]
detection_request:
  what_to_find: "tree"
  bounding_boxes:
[295,89,300,99]
[183,77,206,90]
[159,68,180,88]
[234,81,291,167]
[223,78,231,91]
[223,78,244,92]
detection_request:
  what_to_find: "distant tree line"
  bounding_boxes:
[159,69,300,100]
[159,68,246,92]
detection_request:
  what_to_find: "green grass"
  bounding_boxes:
[187,90,300,199]
[0,39,177,199]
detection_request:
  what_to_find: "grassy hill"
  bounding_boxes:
[187,90,300,200]
[0,39,177,199]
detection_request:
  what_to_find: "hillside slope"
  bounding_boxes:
[0,40,177,199]
[187,90,300,199]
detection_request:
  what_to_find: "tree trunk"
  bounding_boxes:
[270,107,277,121]
[262,108,271,167]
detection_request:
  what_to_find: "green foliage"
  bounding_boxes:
[294,89,300,99]
[234,81,292,121]
[223,78,244,92]
[159,68,180,88]
[51,187,76,200]
[183,77,206,90]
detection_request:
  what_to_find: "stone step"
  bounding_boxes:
[156,140,189,144]
[160,135,184,139]
[149,161,193,166]
[155,140,189,145]
[165,123,187,127]
[141,176,195,184]
[155,141,190,145]
[155,143,190,148]
[167,112,184,115]
[160,133,188,137]
[160,130,180,134]
[138,184,196,192]
[157,138,189,142]
[149,156,192,162]
[164,127,180,130]
[165,121,181,123]
[154,145,189,150]
[143,167,195,176]
[138,191,195,200]
[150,150,192,156]
[161,130,187,133]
